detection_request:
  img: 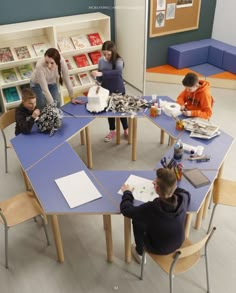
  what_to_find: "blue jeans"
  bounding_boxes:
[30,81,60,110]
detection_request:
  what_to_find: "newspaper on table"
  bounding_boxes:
[183,118,220,139]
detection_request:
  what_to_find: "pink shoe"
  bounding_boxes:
[124,129,128,139]
[104,130,116,142]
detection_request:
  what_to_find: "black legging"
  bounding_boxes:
[108,117,128,131]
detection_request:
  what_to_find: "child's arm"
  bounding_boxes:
[15,109,39,134]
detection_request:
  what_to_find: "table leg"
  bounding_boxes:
[80,129,85,145]
[21,168,31,191]
[50,215,64,263]
[203,190,212,219]
[194,203,204,230]
[160,129,165,144]
[85,126,93,169]
[124,217,131,263]
[128,117,133,145]
[132,117,137,161]
[103,215,113,262]
[169,137,175,146]
[185,214,193,238]
[218,162,224,178]
[116,118,121,145]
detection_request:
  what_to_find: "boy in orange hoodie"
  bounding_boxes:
[176,72,214,120]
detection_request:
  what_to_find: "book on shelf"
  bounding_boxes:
[1,68,18,83]
[32,43,48,56]
[3,87,20,103]
[0,47,14,63]
[18,64,34,79]
[14,45,31,59]
[71,35,90,50]
[88,51,102,65]
[65,58,74,70]
[57,37,75,52]
[78,72,92,85]
[87,33,103,46]
[73,54,90,68]
[69,75,80,87]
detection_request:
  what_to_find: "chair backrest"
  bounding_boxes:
[0,108,16,130]
[213,178,236,207]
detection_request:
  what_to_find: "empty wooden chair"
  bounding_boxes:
[0,108,16,173]
[140,227,216,293]
[0,191,50,268]
[207,178,236,233]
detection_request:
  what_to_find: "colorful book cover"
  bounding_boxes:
[18,64,34,79]
[78,72,91,85]
[3,87,20,103]
[69,75,79,87]
[88,51,102,65]
[87,33,103,46]
[32,43,48,56]
[0,47,14,63]
[71,35,90,49]
[65,58,73,70]
[14,46,31,59]
[73,54,90,68]
[57,37,75,52]
[1,68,18,83]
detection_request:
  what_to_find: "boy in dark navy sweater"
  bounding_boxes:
[15,88,40,135]
[120,168,191,264]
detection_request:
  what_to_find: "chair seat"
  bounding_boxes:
[0,191,44,227]
[148,238,200,274]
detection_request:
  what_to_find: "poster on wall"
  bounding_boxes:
[155,11,165,27]
[166,3,176,19]
[176,0,193,8]
[156,0,166,10]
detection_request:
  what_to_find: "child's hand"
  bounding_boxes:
[121,184,134,193]
[32,109,40,119]
[71,98,85,105]
[91,70,103,78]
[182,110,191,116]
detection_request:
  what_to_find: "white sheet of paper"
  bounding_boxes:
[118,174,157,202]
[55,170,102,208]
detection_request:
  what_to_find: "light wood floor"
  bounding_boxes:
[0,82,235,293]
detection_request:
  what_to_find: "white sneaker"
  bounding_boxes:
[131,244,146,265]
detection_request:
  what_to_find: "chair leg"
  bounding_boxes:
[205,248,210,293]
[40,215,50,245]
[140,251,146,280]
[5,146,8,174]
[207,204,218,234]
[169,274,174,293]
[5,226,9,269]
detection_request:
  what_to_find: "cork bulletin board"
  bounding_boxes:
[149,0,201,37]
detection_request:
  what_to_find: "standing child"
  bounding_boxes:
[120,168,191,264]
[15,88,40,135]
[176,72,214,120]
[91,41,128,142]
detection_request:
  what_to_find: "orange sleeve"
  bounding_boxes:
[191,93,213,119]
[176,90,187,106]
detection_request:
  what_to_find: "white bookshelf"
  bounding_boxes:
[0,13,110,112]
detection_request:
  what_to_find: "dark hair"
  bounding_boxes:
[102,40,123,69]
[156,168,177,198]
[22,88,36,101]
[182,72,199,87]
[44,48,63,85]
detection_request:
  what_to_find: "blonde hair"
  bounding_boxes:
[22,88,36,101]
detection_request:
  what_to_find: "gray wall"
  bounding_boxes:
[0,0,115,39]
[147,0,217,68]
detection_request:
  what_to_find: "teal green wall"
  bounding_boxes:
[0,0,115,40]
[147,0,217,68]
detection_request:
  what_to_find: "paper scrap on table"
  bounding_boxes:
[118,174,157,202]
[55,170,102,208]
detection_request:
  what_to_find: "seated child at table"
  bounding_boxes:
[15,88,40,135]
[176,72,214,120]
[120,168,191,264]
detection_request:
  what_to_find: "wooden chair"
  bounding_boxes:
[207,178,236,233]
[0,191,50,269]
[140,227,216,293]
[0,108,16,173]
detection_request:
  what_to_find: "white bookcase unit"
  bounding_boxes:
[0,13,110,112]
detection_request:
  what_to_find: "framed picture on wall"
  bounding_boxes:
[149,0,201,37]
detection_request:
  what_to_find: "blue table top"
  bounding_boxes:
[27,142,120,214]
[92,169,218,213]
[11,116,94,170]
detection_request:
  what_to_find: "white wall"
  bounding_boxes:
[114,0,148,92]
[212,0,236,46]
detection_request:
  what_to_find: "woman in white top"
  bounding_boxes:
[31,48,82,110]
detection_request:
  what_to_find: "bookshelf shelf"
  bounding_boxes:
[0,13,110,112]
